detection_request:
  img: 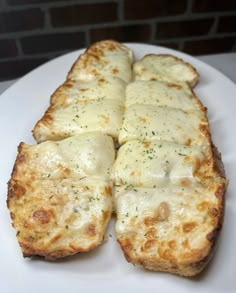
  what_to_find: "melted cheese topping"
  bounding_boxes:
[67,40,133,83]
[133,55,199,87]
[126,80,203,111]
[33,99,124,142]
[112,140,213,188]
[51,76,126,107]
[119,104,209,146]
[115,182,222,263]
[9,41,226,272]
[13,133,115,181]
[8,177,112,259]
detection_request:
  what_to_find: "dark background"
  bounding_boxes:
[0,0,236,80]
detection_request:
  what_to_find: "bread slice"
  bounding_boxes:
[67,40,133,83]
[125,80,204,111]
[8,177,112,260]
[50,76,126,107]
[33,99,125,143]
[119,104,210,146]
[11,133,115,181]
[133,54,199,88]
[114,177,225,277]
[8,132,115,259]
[112,140,215,188]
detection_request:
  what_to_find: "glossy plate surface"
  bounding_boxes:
[0,44,235,293]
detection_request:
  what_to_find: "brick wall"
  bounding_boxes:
[0,0,236,81]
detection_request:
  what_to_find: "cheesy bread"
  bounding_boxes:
[119,105,210,146]
[8,40,227,277]
[12,133,115,181]
[33,99,124,142]
[133,54,199,87]
[125,80,204,111]
[112,140,215,188]
[50,76,126,107]
[115,177,225,276]
[8,177,112,259]
[114,47,227,276]
[67,40,133,83]
[8,40,132,260]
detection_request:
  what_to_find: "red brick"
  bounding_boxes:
[218,15,236,33]
[21,32,85,55]
[50,3,117,27]
[0,39,17,58]
[193,0,236,12]
[0,8,44,33]
[183,37,235,55]
[124,0,187,20]
[0,57,48,81]
[156,18,214,39]
[90,24,151,43]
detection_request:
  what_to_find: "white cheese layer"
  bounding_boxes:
[119,104,209,146]
[10,177,113,255]
[115,183,220,254]
[133,55,199,87]
[112,140,212,188]
[126,80,202,111]
[68,41,133,83]
[51,76,126,107]
[33,99,124,142]
[14,133,115,180]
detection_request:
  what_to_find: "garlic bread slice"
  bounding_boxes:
[133,54,199,87]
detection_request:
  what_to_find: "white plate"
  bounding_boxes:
[0,44,235,293]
